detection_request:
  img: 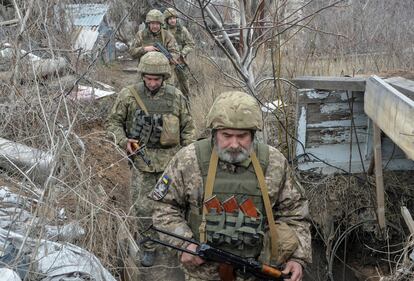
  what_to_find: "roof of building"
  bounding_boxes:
[66,3,109,27]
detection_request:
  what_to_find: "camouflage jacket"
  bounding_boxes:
[106,82,195,173]
[164,24,195,58]
[129,28,179,61]
[151,142,312,280]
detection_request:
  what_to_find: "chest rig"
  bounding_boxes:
[188,139,270,258]
[168,25,184,50]
[127,82,178,148]
[141,28,166,47]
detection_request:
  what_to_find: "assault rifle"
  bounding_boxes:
[127,110,153,166]
[140,225,291,281]
[129,141,151,166]
[153,42,199,84]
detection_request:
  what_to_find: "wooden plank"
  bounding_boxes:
[298,89,364,105]
[305,102,365,115]
[385,77,414,101]
[307,115,368,128]
[365,76,414,160]
[293,76,366,91]
[401,206,414,235]
[373,123,386,230]
[306,127,367,145]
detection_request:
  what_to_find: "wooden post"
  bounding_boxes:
[373,123,386,229]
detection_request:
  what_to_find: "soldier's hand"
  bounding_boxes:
[126,139,139,154]
[181,243,205,266]
[282,260,303,281]
[144,45,158,52]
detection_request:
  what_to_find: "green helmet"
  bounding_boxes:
[163,8,177,21]
[206,91,263,130]
[137,52,171,79]
[146,9,163,23]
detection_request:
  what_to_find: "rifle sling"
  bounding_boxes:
[251,152,279,262]
[127,85,149,115]
[199,147,218,243]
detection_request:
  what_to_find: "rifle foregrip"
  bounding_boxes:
[261,264,283,278]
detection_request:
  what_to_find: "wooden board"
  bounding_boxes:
[293,76,366,91]
[385,77,414,101]
[298,89,364,104]
[365,76,414,160]
[373,123,386,230]
[306,127,367,145]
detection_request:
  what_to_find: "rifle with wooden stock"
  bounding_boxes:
[140,225,291,281]
[153,42,199,84]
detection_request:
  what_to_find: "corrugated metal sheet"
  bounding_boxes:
[66,4,108,27]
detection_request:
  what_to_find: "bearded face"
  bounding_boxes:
[214,129,253,163]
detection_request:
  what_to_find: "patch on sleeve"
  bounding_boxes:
[152,175,171,201]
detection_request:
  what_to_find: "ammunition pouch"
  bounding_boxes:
[160,114,180,147]
[204,210,264,258]
[258,222,299,264]
[131,110,179,148]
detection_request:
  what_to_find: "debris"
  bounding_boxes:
[0,268,22,281]
[261,99,287,112]
[68,85,115,100]
[0,137,53,183]
[0,185,116,280]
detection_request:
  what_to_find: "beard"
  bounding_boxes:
[214,138,253,164]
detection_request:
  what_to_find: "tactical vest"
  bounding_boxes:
[167,24,184,50]
[141,28,166,47]
[188,138,270,258]
[127,82,179,148]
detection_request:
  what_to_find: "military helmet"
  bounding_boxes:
[163,8,178,20]
[137,52,171,79]
[206,91,263,130]
[146,9,163,23]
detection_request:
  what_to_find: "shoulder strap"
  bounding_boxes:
[127,85,149,115]
[199,147,219,243]
[160,28,166,46]
[251,151,279,263]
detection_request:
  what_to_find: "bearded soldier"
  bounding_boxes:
[107,51,195,269]
[150,91,311,281]
[163,8,195,97]
[130,9,179,64]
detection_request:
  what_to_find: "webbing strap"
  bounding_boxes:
[128,86,149,115]
[251,152,279,262]
[199,148,219,242]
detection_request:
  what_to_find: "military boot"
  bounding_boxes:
[141,250,156,267]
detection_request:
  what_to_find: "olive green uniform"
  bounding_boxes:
[130,28,179,62]
[107,80,195,208]
[164,24,195,97]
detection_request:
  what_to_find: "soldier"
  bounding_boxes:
[150,91,312,281]
[163,8,195,97]
[129,9,179,64]
[107,51,195,268]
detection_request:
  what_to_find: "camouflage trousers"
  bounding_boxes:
[130,168,185,281]
[130,169,162,251]
[174,65,190,97]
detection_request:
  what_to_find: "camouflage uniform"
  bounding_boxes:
[164,8,195,97]
[151,92,312,280]
[130,9,179,87]
[107,52,195,277]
